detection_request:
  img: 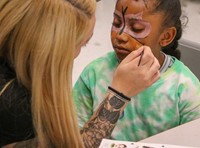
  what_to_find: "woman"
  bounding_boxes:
[0,0,95,147]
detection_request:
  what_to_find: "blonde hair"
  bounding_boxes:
[0,0,96,147]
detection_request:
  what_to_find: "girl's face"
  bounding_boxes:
[111,0,165,61]
[74,15,96,59]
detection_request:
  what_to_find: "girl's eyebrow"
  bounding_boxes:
[128,18,148,25]
[128,18,142,22]
[113,10,123,18]
[127,18,148,23]
[113,13,121,19]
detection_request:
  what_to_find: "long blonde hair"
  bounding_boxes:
[0,0,96,147]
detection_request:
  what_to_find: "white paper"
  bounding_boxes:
[99,139,197,148]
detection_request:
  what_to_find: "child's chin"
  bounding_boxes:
[115,53,127,62]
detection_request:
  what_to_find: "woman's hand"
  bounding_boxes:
[111,46,160,97]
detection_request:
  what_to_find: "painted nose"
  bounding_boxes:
[116,32,129,44]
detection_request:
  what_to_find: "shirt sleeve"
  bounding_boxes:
[178,73,200,124]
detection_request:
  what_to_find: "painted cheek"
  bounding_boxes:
[111,30,118,46]
[130,38,143,50]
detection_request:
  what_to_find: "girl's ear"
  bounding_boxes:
[159,27,176,47]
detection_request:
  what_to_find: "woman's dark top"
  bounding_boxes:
[0,58,35,147]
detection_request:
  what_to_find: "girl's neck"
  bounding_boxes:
[158,52,165,68]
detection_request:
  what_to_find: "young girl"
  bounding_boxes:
[74,0,200,143]
[0,0,159,147]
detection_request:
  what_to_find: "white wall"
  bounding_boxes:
[179,0,200,79]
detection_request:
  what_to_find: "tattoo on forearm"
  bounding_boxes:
[81,93,127,148]
[13,138,38,148]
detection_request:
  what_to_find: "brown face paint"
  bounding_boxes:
[119,6,128,35]
[130,37,143,52]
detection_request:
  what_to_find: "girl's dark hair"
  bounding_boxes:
[153,0,182,60]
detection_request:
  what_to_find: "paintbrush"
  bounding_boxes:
[138,50,144,66]
[133,40,144,66]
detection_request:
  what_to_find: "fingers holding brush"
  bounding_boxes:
[136,46,158,68]
[111,46,160,97]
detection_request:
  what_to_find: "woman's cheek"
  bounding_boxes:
[73,48,81,59]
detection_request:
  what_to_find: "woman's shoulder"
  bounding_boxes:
[0,58,15,81]
[0,61,34,146]
[0,58,31,116]
[0,58,16,90]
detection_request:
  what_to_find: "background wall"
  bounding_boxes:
[73,0,200,85]
[179,0,200,80]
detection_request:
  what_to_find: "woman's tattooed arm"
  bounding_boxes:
[81,91,129,148]
[2,138,38,148]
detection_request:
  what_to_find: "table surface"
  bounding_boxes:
[139,118,200,148]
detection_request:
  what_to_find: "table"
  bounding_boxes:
[140,119,200,148]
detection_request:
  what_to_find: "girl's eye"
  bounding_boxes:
[130,22,145,33]
[112,18,122,28]
[131,27,144,33]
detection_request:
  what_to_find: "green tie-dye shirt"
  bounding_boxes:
[73,51,200,141]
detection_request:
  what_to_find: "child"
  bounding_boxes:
[74,0,200,143]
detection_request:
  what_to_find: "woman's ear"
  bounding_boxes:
[159,27,176,47]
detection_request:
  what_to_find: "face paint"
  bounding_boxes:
[112,9,152,39]
[119,6,128,35]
